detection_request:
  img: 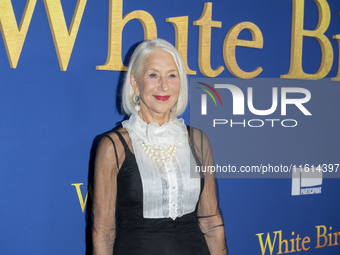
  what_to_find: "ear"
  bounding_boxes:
[130,74,139,95]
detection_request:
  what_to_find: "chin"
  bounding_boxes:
[151,104,172,113]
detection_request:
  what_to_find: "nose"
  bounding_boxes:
[158,76,169,91]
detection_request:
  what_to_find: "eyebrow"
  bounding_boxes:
[147,68,179,72]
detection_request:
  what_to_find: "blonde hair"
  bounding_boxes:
[121,38,188,117]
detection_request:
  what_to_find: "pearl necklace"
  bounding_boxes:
[140,141,177,163]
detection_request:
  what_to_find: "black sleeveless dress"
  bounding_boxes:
[111,131,210,255]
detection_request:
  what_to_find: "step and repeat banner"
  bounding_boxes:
[1,0,340,254]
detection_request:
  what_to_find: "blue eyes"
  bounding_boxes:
[149,73,177,78]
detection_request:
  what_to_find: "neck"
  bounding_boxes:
[138,110,171,125]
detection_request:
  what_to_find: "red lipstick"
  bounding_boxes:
[154,95,170,101]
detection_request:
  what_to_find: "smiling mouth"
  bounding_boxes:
[153,95,170,101]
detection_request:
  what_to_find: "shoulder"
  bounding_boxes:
[186,125,211,147]
[95,127,129,165]
[97,126,128,146]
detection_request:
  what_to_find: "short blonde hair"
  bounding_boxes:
[121,38,188,117]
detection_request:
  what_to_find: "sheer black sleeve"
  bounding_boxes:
[189,127,228,255]
[91,133,125,255]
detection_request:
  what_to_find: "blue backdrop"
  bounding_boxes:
[1,0,340,254]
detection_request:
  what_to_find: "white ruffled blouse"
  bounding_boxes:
[122,114,201,220]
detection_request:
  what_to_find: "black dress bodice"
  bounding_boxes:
[111,131,210,255]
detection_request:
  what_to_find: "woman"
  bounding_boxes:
[92,38,227,255]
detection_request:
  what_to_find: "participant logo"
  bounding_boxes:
[291,167,322,196]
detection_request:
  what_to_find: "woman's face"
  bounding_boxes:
[130,49,180,119]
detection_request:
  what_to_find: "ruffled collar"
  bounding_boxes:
[122,114,187,148]
[121,114,200,220]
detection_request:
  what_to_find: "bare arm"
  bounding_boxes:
[92,135,121,255]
